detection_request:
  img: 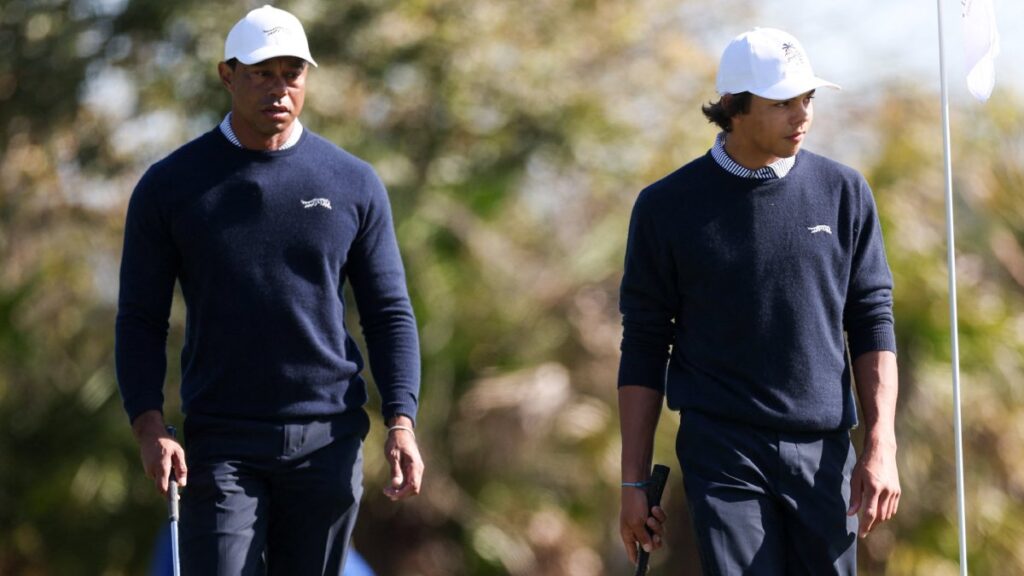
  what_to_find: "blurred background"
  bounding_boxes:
[1,0,1022,574]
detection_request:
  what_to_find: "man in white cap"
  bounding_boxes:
[617,28,900,574]
[116,5,424,573]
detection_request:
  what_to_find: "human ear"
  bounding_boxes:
[217,62,234,92]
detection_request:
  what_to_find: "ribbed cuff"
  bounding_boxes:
[617,351,668,392]
[382,402,418,428]
[126,393,165,424]
[849,324,897,360]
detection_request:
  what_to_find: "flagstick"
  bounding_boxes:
[935,1,969,574]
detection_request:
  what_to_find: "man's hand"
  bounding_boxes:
[131,410,187,496]
[848,440,900,538]
[619,486,667,565]
[618,385,666,564]
[382,416,424,501]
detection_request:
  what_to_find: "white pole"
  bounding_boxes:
[935,0,969,574]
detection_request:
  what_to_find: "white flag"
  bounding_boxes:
[962,0,1000,101]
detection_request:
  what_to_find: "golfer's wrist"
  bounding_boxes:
[621,470,650,487]
[387,425,415,438]
[131,410,167,441]
[386,415,416,439]
[862,433,897,454]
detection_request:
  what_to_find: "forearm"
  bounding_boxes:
[348,193,421,424]
[853,350,898,447]
[116,279,173,421]
[849,350,901,534]
[116,201,176,422]
[619,385,664,483]
[365,314,420,424]
[115,324,169,421]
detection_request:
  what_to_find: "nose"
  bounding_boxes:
[792,101,811,126]
[268,74,288,99]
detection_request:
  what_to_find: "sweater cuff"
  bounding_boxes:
[617,351,668,392]
[125,393,165,425]
[382,400,418,428]
[849,324,897,360]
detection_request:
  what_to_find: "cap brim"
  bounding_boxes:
[752,76,839,100]
[236,45,318,67]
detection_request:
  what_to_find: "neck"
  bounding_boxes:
[723,133,782,170]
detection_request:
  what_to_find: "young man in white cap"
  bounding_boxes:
[116,5,424,573]
[617,28,900,574]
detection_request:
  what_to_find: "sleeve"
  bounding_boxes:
[617,188,678,392]
[347,167,421,425]
[115,167,180,423]
[843,178,897,359]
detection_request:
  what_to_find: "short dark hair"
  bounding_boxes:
[701,92,752,132]
[225,57,308,71]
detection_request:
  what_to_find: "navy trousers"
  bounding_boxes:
[180,414,364,576]
[676,411,858,575]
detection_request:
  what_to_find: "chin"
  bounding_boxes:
[262,121,292,135]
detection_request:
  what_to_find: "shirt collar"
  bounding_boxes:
[219,112,303,150]
[710,132,796,180]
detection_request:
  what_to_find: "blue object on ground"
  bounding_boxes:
[150,524,376,575]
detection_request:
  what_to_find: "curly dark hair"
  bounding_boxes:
[701,92,753,132]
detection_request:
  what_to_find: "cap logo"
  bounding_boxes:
[227,6,317,67]
[781,42,806,66]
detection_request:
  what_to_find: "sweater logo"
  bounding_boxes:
[301,198,333,210]
[808,225,832,235]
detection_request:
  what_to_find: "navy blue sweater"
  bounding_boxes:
[618,150,895,432]
[116,128,420,427]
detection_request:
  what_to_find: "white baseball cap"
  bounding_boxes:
[716,28,838,99]
[224,5,317,67]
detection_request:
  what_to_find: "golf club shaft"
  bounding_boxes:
[167,425,181,576]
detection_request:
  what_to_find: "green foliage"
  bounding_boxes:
[2,0,1024,574]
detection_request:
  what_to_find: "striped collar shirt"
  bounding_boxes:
[219,112,304,150]
[710,131,795,180]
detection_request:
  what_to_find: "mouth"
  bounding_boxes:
[262,106,290,120]
[787,132,805,143]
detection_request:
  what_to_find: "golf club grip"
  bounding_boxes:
[634,464,670,576]
[166,426,179,522]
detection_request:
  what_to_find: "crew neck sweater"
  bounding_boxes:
[116,128,420,427]
[618,150,896,432]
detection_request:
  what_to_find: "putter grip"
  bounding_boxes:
[634,464,670,576]
[166,426,179,522]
